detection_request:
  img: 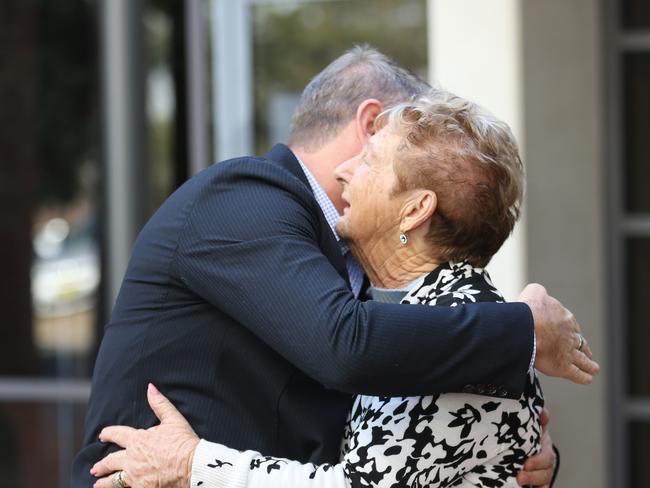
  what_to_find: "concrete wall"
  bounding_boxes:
[428,0,607,485]
[428,0,526,302]
[522,0,606,486]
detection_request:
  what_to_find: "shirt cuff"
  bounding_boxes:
[191,439,256,488]
[529,332,537,372]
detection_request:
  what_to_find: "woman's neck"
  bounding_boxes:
[351,237,439,289]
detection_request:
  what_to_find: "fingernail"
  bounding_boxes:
[148,383,159,394]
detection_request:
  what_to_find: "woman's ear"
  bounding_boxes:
[400,191,437,234]
[355,99,383,143]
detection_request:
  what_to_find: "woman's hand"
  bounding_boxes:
[517,408,557,488]
[91,384,200,488]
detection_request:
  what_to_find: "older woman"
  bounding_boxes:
[94,92,544,488]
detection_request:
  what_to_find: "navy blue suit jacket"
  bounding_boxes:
[72,144,534,487]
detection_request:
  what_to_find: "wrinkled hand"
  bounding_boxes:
[91,384,199,488]
[519,284,599,384]
[517,408,556,487]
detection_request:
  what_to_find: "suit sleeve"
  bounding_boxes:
[175,160,534,397]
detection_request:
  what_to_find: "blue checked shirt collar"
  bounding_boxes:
[296,157,341,243]
[296,156,364,296]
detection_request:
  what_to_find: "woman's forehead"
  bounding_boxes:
[368,128,401,159]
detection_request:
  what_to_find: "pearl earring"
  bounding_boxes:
[399,232,408,245]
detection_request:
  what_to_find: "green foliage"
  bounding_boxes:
[251,0,428,152]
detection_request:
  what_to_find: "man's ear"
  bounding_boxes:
[400,190,437,234]
[355,99,383,143]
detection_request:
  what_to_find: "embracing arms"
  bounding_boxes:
[89,159,586,488]
[174,160,596,397]
[91,385,558,488]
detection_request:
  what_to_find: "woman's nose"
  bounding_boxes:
[334,155,359,184]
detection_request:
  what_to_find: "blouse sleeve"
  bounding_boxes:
[190,439,350,488]
[190,395,404,488]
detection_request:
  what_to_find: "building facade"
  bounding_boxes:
[0,0,647,485]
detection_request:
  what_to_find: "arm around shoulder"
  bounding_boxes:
[176,160,534,397]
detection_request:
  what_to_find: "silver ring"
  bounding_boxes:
[112,471,126,488]
[577,333,585,351]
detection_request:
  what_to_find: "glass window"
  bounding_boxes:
[0,0,194,380]
[623,53,650,214]
[621,0,650,30]
[144,0,194,211]
[0,402,86,487]
[1,0,198,485]
[1,1,101,484]
[144,2,179,212]
[251,0,428,154]
[626,237,650,396]
[630,422,650,485]
[143,0,212,204]
[1,0,101,379]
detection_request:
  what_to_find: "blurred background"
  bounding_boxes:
[0,0,647,486]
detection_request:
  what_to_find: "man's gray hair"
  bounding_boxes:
[288,45,430,151]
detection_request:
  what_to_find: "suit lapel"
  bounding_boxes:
[265,144,310,188]
[264,144,351,288]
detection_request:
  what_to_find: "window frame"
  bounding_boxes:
[604,0,650,485]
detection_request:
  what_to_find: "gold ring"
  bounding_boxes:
[112,470,126,488]
[577,333,585,351]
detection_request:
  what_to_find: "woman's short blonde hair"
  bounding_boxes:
[377,90,524,267]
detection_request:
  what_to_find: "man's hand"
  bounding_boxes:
[517,409,556,487]
[519,283,599,384]
[91,384,199,488]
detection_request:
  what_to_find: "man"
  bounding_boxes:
[74,46,598,488]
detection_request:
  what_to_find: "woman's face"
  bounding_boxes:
[334,128,405,246]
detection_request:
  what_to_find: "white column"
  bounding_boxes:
[212,0,253,162]
[186,0,210,174]
[102,0,143,312]
[427,0,526,300]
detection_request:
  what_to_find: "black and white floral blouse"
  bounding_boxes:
[191,261,544,488]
